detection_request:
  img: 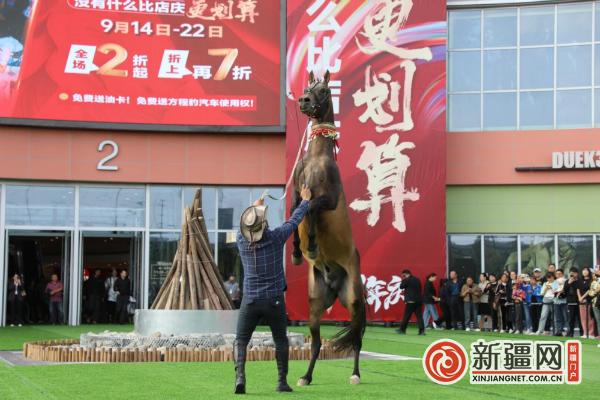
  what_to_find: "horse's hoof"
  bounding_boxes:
[307,249,318,259]
[297,378,310,387]
[292,255,303,265]
[349,375,360,385]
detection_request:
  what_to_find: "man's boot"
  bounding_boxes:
[275,350,293,392]
[234,345,247,394]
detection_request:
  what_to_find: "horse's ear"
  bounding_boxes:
[323,70,330,86]
[309,71,315,84]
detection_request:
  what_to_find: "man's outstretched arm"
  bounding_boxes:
[270,184,312,243]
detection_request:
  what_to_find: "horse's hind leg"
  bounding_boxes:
[291,190,302,265]
[298,267,336,386]
[337,253,366,384]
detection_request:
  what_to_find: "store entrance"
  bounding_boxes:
[80,232,142,324]
[5,231,71,325]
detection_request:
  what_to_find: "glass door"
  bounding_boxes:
[79,231,143,324]
[4,230,71,325]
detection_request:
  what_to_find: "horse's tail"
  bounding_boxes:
[331,297,366,352]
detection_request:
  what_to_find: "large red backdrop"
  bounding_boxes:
[0,0,281,127]
[285,0,447,321]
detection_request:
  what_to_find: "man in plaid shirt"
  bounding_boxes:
[234,185,312,395]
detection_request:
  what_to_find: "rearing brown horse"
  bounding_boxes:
[292,71,366,386]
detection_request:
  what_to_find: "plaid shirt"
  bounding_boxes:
[237,200,310,300]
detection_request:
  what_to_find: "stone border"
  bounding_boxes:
[23,339,352,363]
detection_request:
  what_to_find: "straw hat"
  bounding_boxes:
[240,205,268,243]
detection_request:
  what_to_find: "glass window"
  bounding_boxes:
[483,92,516,130]
[594,44,600,85]
[596,2,600,41]
[557,2,592,44]
[520,6,554,46]
[5,185,75,226]
[484,235,518,276]
[520,235,555,275]
[449,94,480,131]
[448,4,600,131]
[79,187,145,227]
[217,188,251,230]
[251,187,285,228]
[595,88,600,127]
[556,89,592,128]
[448,235,481,280]
[218,232,242,286]
[148,232,179,306]
[520,48,553,89]
[557,45,592,88]
[596,236,600,267]
[520,91,554,129]
[483,8,517,47]
[558,235,593,270]
[449,10,481,49]
[449,51,481,92]
[483,49,516,90]
[150,186,182,229]
[184,187,216,230]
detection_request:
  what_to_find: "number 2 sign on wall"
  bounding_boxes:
[97,140,119,171]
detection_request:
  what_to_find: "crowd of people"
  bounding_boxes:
[8,272,65,326]
[398,264,600,346]
[82,269,133,324]
[7,268,134,326]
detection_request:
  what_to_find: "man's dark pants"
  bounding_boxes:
[236,295,288,348]
[235,295,289,389]
[399,302,425,332]
[449,296,461,329]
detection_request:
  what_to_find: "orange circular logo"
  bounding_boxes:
[422,339,468,385]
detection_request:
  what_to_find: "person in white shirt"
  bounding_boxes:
[535,272,556,335]
[105,269,118,323]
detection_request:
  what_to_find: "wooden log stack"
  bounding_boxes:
[151,189,233,310]
[23,339,352,363]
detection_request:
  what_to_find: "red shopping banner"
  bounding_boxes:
[285,0,447,321]
[0,0,281,129]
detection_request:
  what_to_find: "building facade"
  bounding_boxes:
[0,127,286,325]
[447,0,600,279]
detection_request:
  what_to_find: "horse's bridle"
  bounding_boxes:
[304,81,331,118]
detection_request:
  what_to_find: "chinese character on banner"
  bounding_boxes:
[64,45,98,74]
[235,0,259,23]
[158,50,192,78]
[355,0,433,133]
[132,54,148,79]
[193,65,212,79]
[232,66,252,80]
[306,0,343,136]
[361,274,404,312]
[350,134,419,232]
[188,0,239,20]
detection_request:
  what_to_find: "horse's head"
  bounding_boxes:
[298,71,333,122]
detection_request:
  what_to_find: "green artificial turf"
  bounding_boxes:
[0,325,599,399]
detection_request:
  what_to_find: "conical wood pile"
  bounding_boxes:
[151,189,233,310]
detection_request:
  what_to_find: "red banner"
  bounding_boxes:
[0,0,281,128]
[285,0,447,321]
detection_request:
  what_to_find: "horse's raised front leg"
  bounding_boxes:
[291,190,303,265]
[298,267,336,386]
